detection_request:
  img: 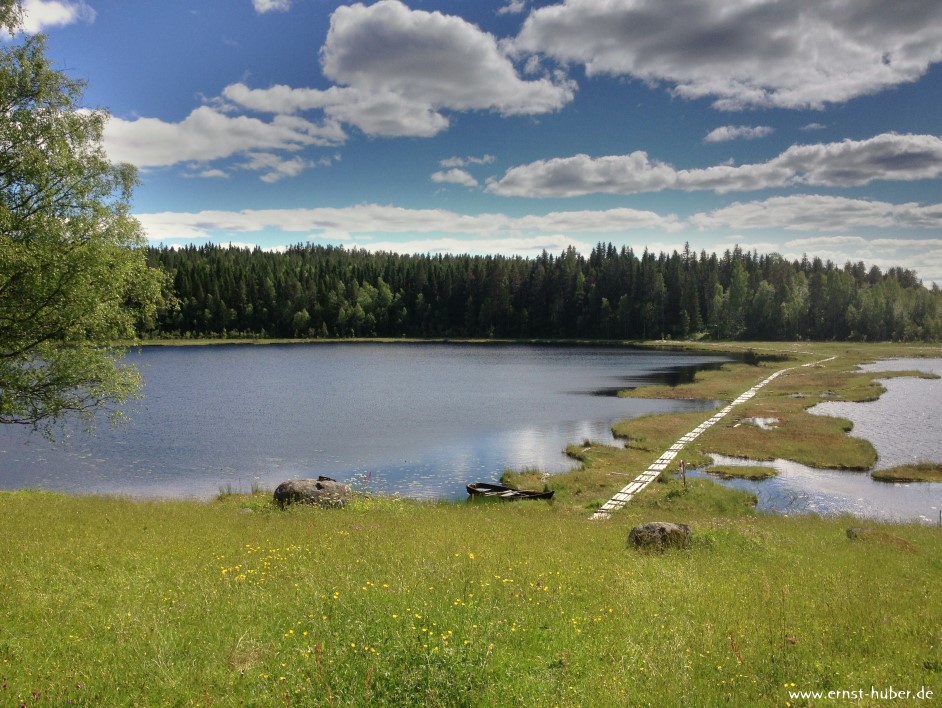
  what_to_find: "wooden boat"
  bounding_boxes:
[466,482,554,500]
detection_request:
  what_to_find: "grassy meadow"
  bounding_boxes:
[3,340,942,705]
[2,486,941,707]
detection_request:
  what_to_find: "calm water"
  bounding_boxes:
[0,344,726,500]
[695,358,942,523]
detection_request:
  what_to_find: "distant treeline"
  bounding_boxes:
[145,242,942,342]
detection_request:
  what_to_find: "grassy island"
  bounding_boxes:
[2,341,941,705]
[872,463,942,483]
[705,465,778,480]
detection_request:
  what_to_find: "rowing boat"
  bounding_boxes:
[466,482,554,500]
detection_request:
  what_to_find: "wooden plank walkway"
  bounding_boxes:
[589,357,835,520]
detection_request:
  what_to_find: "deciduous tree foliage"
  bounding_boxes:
[147,242,942,343]
[0,2,167,433]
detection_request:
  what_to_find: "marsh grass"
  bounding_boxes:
[872,463,942,483]
[1,488,940,706]
[498,467,549,492]
[705,465,778,480]
[602,346,940,476]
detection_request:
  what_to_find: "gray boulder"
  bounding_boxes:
[274,477,352,508]
[628,521,691,551]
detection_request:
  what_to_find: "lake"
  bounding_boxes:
[694,358,942,523]
[0,343,727,500]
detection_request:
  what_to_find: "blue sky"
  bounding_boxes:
[21,0,942,283]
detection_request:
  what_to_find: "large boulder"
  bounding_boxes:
[628,521,691,551]
[274,477,352,509]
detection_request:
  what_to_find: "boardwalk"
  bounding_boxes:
[589,357,834,520]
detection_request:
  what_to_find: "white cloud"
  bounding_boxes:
[103,107,345,171]
[771,133,942,187]
[223,0,575,138]
[487,133,942,197]
[253,0,290,13]
[439,154,496,168]
[514,207,683,233]
[431,169,479,188]
[690,195,942,232]
[514,0,942,110]
[320,89,452,138]
[20,0,94,33]
[322,1,574,115]
[487,151,676,197]
[704,125,773,143]
[220,83,334,115]
[498,0,527,16]
[192,169,229,179]
[240,152,312,183]
[801,123,827,131]
[135,204,684,244]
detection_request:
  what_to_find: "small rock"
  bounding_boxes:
[628,521,691,551]
[274,477,352,508]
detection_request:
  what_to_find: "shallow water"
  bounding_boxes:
[812,358,942,470]
[0,343,726,500]
[694,454,942,524]
[697,358,942,523]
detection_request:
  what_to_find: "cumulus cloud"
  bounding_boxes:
[514,0,942,109]
[253,0,290,13]
[704,125,773,143]
[690,195,942,232]
[223,0,575,137]
[487,151,677,197]
[431,169,479,187]
[321,1,572,115]
[487,133,942,197]
[20,0,94,33]
[103,107,345,172]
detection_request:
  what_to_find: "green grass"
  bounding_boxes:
[705,465,778,480]
[1,487,940,706]
[872,463,942,483]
